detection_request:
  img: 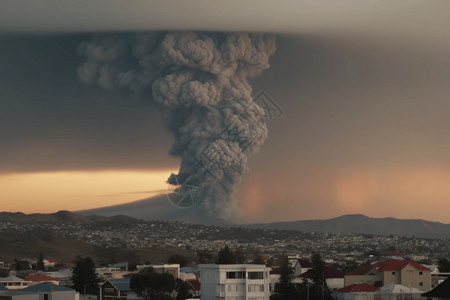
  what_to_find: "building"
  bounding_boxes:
[0,290,38,300]
[0,276,31,290]
[294,259,313,277]
[99,278,138,300]
[25,275,60,286]
[22,282,79,300]
[136,264,180,279]
[332,283,379,300]
[345,261,431,291]
[186,279,200,298]
[374,283,425,300]
[199,264,271,300]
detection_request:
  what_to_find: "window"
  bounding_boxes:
[392,272,396,275]
[44,294,48,300]
[226,271,245,279]
[420,282,423,286]
[248,284,264,292]
[419,271,423,275]
[248,272,264,280]
[105,288,115,293]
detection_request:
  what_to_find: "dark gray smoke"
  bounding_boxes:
[78,32,276,221]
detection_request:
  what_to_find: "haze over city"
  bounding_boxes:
[1,0,450,224]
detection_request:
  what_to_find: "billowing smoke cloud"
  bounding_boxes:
[78,31,276,221]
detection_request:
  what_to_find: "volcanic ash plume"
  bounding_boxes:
[78,32,276,221]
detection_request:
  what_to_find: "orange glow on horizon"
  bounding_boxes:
[0,170,176,213]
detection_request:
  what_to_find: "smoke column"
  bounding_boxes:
[78,32,276,221]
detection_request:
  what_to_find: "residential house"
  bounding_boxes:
[186,279,200,298]
[22,282,79,300]
[345,261,431,291]
[199,264,271,300]
[99,278,138,300]
[0,290,38,300]
[374,283,425,300]
[0,276,31,290]
[294,259,313,277]
[26,275,60,286]
[332,283,379,300]
[108,263,128,272]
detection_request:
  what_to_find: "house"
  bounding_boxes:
[22,282,79,300]
[43,260,56,269]
[44,269,73,287]
[199,264,271,300]
[0,290,38,300]
[108,263,128,272]
[25,275,60,286]
[0,276,31,290]
[96,267,129,281]
[297,266,346,290]
[136,264,180,279]
[345,261,431,291]
[186,279,200,297]
[422,277,450,300]
[294,259,313,277]
[332,283,379,300]
[374,283,425,300]
[99,278,138,300]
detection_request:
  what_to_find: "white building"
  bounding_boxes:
[199,264,271,300]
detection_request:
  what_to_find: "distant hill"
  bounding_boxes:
[76,196,450,239]
[0,211,194,263]
[247,214,450,239]
[76,194,231,225]
[0,210,139,225]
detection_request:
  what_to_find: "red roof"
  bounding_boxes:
[373,260,429,272]
[299,266,345,279]
[335,283,379,293]
[26,274,59,282]
[186,279,200,291]
[298,259,313,268]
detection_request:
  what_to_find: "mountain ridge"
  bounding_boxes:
[246,213,450,239]
[1,204,450,239]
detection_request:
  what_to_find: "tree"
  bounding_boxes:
[439,258,450,272]
[168,255,188,268]
[273,257,299,299]
[0,269,9,277]
[216,246,234,264]
[14,259,30,271]
[175,278,192,300]
[309,253,332,300]
[130,269,176,300]
[252,255,265,265]
[71,256,100,295]
[197,250,214,264]
[36,252,45,271]
[233,248,247,264]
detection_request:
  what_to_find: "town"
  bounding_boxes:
[1,216,450,299]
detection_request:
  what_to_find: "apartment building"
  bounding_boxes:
[199,264,271,300]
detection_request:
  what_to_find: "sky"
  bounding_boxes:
[1,0,450,223]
